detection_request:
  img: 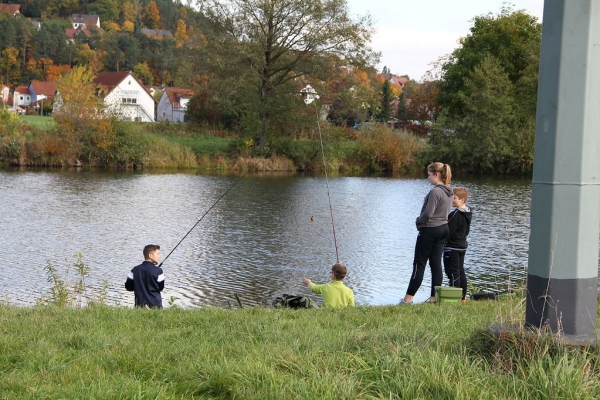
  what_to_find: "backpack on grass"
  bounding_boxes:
[272,294,318,309]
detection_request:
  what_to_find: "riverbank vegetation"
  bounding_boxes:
[0,105,427,172]
[1,298,599,398]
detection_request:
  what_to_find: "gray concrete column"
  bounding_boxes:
[526,0,600,342]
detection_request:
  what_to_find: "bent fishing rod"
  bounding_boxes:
[159,170,249,267]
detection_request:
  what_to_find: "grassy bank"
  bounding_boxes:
[1,299,599,399]
[3,114,427,171]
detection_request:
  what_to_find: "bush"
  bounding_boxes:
[356,125,426,171]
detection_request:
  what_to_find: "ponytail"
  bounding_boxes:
[427,162,452,186]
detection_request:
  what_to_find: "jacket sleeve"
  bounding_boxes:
[308,283,325,294]
[125,271,134,291]
[157,270,165,292]
[349,292,355,307]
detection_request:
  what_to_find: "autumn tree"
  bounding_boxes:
[201,0,378,146]
[326,67,378,127]
[0,47,21,87]
[144,2,162,29]
[54,65,114,164]
[46,64,71,81]
[74,44,104,74]
[173,19,189,47]
[133,61,154,85]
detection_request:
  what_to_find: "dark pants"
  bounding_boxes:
[406,224,449,298]
[443,249,468,300]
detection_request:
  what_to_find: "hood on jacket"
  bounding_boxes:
[458,207,472,221]
[436,184,454,197]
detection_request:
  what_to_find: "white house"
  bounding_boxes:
[72,14,100,29]
[13,85,31,107]
[94,71,156,122]
[157,87,193,122]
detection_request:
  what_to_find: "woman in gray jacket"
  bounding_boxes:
[401,162,454,304]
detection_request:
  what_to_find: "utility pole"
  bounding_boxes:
[526,0,600,343]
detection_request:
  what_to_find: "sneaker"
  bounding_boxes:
[399,299,413,305]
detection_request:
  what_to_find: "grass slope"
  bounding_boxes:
[1,299,599,399]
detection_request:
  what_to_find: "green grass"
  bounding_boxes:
[19,115,56,129]
[164,134,232,155]
[1,299,599,399]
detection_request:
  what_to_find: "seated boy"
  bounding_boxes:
[302,263,355,308]
[443,187,472,301]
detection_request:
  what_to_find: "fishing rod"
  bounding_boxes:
[313,102,340,264]
[159,170,249,267]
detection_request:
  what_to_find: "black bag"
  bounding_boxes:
[272,294,318,309]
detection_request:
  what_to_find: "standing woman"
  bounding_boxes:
[401,162,454,304]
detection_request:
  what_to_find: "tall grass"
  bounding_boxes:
[1,295,599,398]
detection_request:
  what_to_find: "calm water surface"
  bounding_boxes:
[0,169,532,307]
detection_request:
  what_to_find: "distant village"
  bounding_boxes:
[0,3,409,126]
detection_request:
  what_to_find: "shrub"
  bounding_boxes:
[356,125,426,171]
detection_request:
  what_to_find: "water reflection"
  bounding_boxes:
[0,169,533,307]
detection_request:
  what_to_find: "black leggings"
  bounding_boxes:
[406,224,449,298]
[443,249,468,300]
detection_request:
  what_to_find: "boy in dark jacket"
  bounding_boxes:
[443,187,472,301]
[125,244,165,308]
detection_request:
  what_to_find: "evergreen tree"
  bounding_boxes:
[379,79,392,123]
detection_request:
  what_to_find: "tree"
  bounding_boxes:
[89,0,120,23]
[144,2,162,29]
[201,0,378,146]
[133,61,154,85]
[0,47,21,86]
[54,65,113,164]
[326,67,378,127]
[437,7,541,118]
[434,6,541,173]
[395,90,408,124]
[173,19,189,47]
[378,79,392,122]
[74,44,104,73]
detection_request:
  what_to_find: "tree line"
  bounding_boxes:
[0,2,542,174]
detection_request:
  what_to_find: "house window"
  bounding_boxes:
[122,91,138,104]
[19,96,23,100]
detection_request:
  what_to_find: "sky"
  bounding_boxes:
[346,0,544,80]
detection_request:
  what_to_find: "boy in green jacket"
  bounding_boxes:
[302,264,355,308]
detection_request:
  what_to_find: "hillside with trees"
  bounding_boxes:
[0,2,542,174]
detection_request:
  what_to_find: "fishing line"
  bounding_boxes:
[159,170,249,267]
[313,104,340,264]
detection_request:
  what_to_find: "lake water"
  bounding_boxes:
[0,169,533,307]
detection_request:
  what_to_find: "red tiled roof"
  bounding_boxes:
[15,86,29,94]
[65,28,92,39]
[94,71,131,92]
[0,4,21,15]
[30,80,56,102]
[94,71,155,100]
[30,81,56,96]
[164,87,194,107]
